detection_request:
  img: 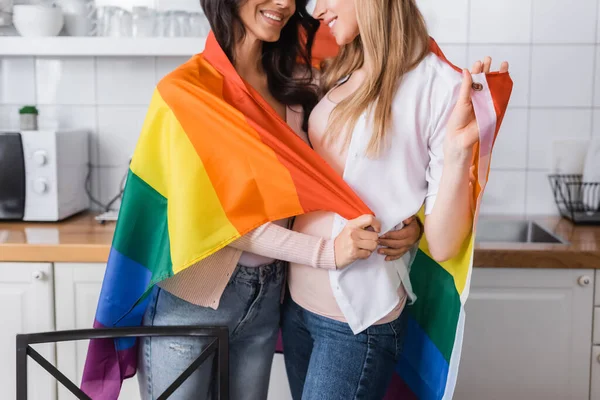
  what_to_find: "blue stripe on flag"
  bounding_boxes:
[396,316,449,400]
[96,247,152,328]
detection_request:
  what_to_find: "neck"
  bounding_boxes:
[234,32,263,80]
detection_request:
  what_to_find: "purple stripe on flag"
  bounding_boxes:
[82,320,138,399]
[383,372,419,400]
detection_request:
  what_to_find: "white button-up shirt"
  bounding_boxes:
[328,53,493,334]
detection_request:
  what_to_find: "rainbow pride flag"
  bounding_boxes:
[82,26,512,399]
[80,32,372,399]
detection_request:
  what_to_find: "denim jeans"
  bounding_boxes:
[281,296,406,400]
[138,261,285,400]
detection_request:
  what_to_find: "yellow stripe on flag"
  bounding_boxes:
[132,89,240,273]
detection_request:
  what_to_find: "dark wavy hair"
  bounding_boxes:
[200,0,321,132]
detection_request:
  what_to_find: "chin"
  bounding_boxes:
[257,30,282,43]
[334,34,353,46]
[332,29,358,46]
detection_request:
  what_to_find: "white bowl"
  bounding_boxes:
[13,5,64,37]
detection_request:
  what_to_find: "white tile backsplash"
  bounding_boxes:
[594,47,600,107]
[36,58,96,105]
[417,0,469,43]
[526,171,559,215]
[99,167,129,210]
[0,105,20,130]
[528,109,592,170]
[96,57,155,105]
[438,45,468,69]
[530,45,595,107]
[480,170,527,215]
[593,110,600,137]
[37,105,97,131]
[0,57,35,105]
[532,0,597,44]
[469,45,531,107]
[97,106,146,167]
[470,0,532,43]
[156,57,190,83]
[491,109,528,170]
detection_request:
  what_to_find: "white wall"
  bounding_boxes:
[1,0,598,215]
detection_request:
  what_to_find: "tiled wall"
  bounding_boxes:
[0,0,598,215]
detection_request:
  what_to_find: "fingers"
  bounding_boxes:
[378,246,411,258]
[377,238,413,249]
[458,69,474,104]
[357,239,378,252]
[402,216,416,225]
[482,56,492,73]
[355,249,372,260]
[354,228,379,242]
[473,58,510,74]
[379,227,412,240]
[471,60,483,74]
[350,214,381,233]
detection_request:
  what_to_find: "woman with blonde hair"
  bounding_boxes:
[281,0,510,399]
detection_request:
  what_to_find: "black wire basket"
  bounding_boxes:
[548,174,600,224]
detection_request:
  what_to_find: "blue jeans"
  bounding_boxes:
[138,261,285,400]
[281,296,406,400]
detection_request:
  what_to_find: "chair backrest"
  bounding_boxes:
[16,326,229,400]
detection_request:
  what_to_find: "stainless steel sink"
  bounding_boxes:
[476,219,568,244]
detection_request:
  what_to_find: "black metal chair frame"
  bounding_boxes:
[16,326,229,400]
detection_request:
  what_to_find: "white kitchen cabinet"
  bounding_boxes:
[592,346,600,400]
[596,270,600,306]
[454,268,594,400]
[54,263,141,400]
[0,262,57,400]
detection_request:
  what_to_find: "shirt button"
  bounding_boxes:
[472,82,484,91]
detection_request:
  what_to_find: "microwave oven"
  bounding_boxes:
[0,130,89,221]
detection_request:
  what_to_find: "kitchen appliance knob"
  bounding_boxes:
[33,150,48,166]
[33,179,49,194]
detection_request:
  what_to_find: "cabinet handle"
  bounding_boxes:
[577,276,591,287]
[598,354,600,363]
[32,271,45,281]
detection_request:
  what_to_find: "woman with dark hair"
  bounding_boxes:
[135,1,423,399]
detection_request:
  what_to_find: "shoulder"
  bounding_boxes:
[416,53,463,96]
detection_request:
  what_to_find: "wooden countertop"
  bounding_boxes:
[1,213,600,268]
[0,212,113,263]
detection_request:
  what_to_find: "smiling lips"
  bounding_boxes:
[260,10,284,26]
[326,17,337,30]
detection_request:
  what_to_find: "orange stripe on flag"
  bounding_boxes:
[157,57,305,233]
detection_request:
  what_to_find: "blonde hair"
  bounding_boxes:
[321,0,430,156]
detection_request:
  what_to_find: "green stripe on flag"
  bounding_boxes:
[112,169,173,283]
[407,249,461,362]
